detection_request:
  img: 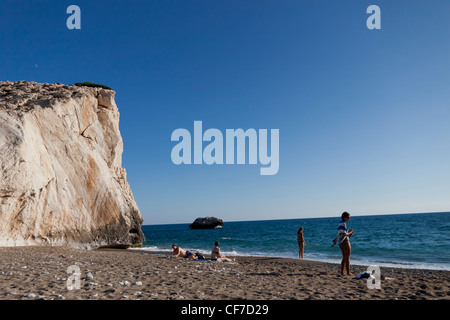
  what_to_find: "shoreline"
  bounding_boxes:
[0,246,449,300]
[130,247,450,272]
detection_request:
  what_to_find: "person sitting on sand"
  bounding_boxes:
[335,212,354,276]
[171,244,197,260]
[211,241,235,262]
[297,227,306,259]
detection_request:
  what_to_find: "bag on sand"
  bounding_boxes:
[356,271,375,280]
[195,252,206,260]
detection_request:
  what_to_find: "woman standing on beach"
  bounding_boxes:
[336,212,354,275]
[297,227,305,259]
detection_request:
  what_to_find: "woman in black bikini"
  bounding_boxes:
[297,227,305,259]
[211,241,235,262]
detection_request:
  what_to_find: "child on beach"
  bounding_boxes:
[211,241,236,262]
[297,227,306,259]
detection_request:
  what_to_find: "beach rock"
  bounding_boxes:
[84,282,98,287]
[85,272,94,280]
[0,81,145,249]
[189,217,224,229]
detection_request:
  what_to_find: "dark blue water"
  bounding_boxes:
[138,212,450,270]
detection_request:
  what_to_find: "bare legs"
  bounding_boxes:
[339,240,351,275]
[298,244,304,259]
[217,257,236,262]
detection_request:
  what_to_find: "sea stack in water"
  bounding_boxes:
[0,81,145,248]
[189,217,224,229]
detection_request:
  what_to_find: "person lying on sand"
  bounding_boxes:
[171,244,197,260]
[211,241,236,262]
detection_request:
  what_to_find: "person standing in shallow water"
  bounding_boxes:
[297,227,305,259]
[337,212,354,276]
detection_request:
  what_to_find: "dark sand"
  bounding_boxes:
[0,246,449,300]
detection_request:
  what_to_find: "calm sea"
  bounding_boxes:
[137,212,450,270]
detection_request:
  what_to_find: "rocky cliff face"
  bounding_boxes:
[0,81,145,248]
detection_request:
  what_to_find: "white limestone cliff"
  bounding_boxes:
[0,81,145,248]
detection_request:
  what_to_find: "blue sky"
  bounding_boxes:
[1,1,449,224]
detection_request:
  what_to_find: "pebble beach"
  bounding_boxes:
[0,246,449,300]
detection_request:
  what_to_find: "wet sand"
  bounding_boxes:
[0,246,449,300]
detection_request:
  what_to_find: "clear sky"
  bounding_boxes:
[1,1,449,224]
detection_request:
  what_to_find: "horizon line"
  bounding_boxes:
[141,210,450,227]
